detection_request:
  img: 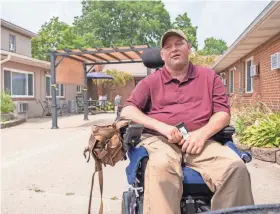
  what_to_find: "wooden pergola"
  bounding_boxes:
[50,45,150,129]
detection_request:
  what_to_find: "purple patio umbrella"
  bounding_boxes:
[87,72,114,79]
[87,72,114,100]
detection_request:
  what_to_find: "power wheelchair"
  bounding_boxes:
[120,48,252,214]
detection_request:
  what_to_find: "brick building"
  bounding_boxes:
[212,1,280,111]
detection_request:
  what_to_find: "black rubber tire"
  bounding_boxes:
[201,204,280,214]
[122,191,133,214]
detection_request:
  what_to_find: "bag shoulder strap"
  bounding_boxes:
[88,159,103,214]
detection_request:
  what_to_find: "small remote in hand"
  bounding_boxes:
[175,122,189,140]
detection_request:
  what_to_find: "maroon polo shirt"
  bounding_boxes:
[124,62,230,132]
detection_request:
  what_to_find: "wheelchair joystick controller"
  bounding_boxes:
[123,123,144,151]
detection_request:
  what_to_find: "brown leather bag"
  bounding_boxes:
[83,119,130,214]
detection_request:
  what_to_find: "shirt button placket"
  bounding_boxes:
[177,84,181,103]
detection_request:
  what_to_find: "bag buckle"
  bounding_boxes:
[128,187,143,198]
[93,145,108,159]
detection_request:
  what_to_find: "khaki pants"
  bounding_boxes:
[137,135,254,214]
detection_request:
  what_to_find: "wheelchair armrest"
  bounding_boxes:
[216,125,235,136]
[213,125,235,143]
[221,125,235,134]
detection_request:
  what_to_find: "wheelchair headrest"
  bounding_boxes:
[141,47,165,69]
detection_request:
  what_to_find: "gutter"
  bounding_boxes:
[0,54,11,65]
[211,0,279,70]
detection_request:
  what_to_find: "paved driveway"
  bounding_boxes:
[1,113,280,214]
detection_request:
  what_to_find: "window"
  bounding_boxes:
[77,86,82,93]
[3,68,34,97]
[9,34,16,52]
[45,75,64,97]
[245,58,253,93]
[229,69,234,94]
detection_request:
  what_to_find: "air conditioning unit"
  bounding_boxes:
[250,64,258,77]
[271,52,280,70]
[17,102,28,113]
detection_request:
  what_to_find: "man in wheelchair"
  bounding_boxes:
[120,29,254,214]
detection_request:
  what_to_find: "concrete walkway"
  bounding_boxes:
[1,113,280,214]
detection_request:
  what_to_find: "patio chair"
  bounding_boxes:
[60,100,70,116]
[76,96,84,113]
[38,99,51,118]
[56,98,70,116]
[88,99,99,115]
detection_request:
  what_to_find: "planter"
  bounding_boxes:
[251,147,280,163]
[1,113,14,122]
[276,151,280,165]
[0,118,26,129]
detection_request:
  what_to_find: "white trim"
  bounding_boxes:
[1,49,50,69]
[229,68,234,94]
[45,75,65,98]
[245,57,254,93]
[3,67,35,98]
[57,84,65,98]
[76,85,82,93]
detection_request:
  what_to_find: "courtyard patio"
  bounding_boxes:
[1,113,280,213]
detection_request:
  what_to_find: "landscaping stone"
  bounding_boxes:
[0,118,26,129]
[276,151,280,165]
[1,113,14,121]
[251,147,280,163]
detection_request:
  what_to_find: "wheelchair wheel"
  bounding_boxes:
[121,191,133,214]
[202,204,280,214]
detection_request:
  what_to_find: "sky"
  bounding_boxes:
[0,0,271,49]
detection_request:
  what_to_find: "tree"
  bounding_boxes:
[73,1,171,47]
[96,69,133,88]
[172,13,198,51]
[31,17,87,61]
[94,69,133,96]
[199,37,228,55]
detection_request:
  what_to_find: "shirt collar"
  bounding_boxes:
[162,61,196,84]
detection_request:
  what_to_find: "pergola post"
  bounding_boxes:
[83,63,89,120]
[50,52,58,129]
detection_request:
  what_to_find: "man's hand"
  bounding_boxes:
[157,124,182,144]
[178,129,207,154]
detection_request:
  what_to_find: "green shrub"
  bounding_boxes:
[0,91,15,113]
[104,101,114,111]
[232,102,271,136]
[239,113,280,148]
[96,69,133,88]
